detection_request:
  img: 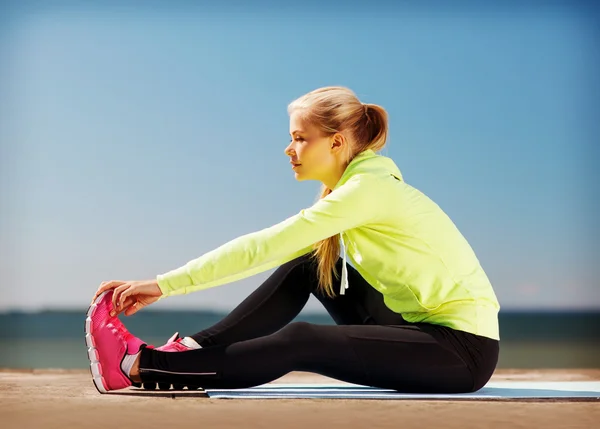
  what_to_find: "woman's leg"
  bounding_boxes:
[138,321,499,393]
[189,253,405,347]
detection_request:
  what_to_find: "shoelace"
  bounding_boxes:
[109,315,134,342]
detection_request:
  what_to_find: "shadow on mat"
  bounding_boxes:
[475,387,600,399]
[202,386,600,401]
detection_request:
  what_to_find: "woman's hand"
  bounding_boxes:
[92,279,163,317]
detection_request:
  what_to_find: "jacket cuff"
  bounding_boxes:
[156,266,193,297]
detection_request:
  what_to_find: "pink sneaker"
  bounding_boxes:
[85,290,147,393]
[155,332,194,352]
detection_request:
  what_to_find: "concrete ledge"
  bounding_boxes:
[1,370,599,429]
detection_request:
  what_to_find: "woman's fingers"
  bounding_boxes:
[112,283,131,311]
[100,280,125,293]
[124,301,142,317]
[92,280,126,303]
[117,286,133,312]
[113,296,136,316]
[92,279,160,313]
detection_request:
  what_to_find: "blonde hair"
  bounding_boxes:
[287,86,389,298]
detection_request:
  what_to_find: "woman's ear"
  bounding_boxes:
[331,133,346,150]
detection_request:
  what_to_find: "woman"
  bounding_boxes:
[87,86,500,394]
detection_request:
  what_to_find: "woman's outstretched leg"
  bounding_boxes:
[187,252,397,347]
[144,252,407,390]
[137,321,499,393]
[187,253,316,347]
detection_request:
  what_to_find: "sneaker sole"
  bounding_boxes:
[84,291,111,394]
[131,382,203,391]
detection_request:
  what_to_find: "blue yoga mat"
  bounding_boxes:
[204,381,600,400]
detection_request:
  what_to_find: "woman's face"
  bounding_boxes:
[285,111,341,185]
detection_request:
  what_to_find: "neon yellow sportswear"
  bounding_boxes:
[156,149,500,340]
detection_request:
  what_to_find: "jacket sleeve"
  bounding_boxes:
[156,174,382,297]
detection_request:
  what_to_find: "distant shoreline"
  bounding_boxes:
[1,310,598,341]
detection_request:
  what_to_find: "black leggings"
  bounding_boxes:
[138,253,499,393]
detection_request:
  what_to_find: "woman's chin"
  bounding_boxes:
[291,167,310,181]
[293,172,308,181]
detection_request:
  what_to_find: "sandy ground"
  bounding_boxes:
[1,369,599,429]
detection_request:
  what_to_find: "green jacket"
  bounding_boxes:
[157,149,500,340]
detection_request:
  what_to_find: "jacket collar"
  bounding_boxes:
[333,149,401,190]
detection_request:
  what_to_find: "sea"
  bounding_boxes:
[0,310,598,369]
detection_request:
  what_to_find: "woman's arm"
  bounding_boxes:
[157,173,384,297]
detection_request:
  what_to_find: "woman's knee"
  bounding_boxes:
[272,253,346,297]
[276,253,312,274]
[272,254,319,290]
[281,253,343,276]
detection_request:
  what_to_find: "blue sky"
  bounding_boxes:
[0,1,598,312]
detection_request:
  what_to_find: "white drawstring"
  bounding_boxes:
[339,233,349,295]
